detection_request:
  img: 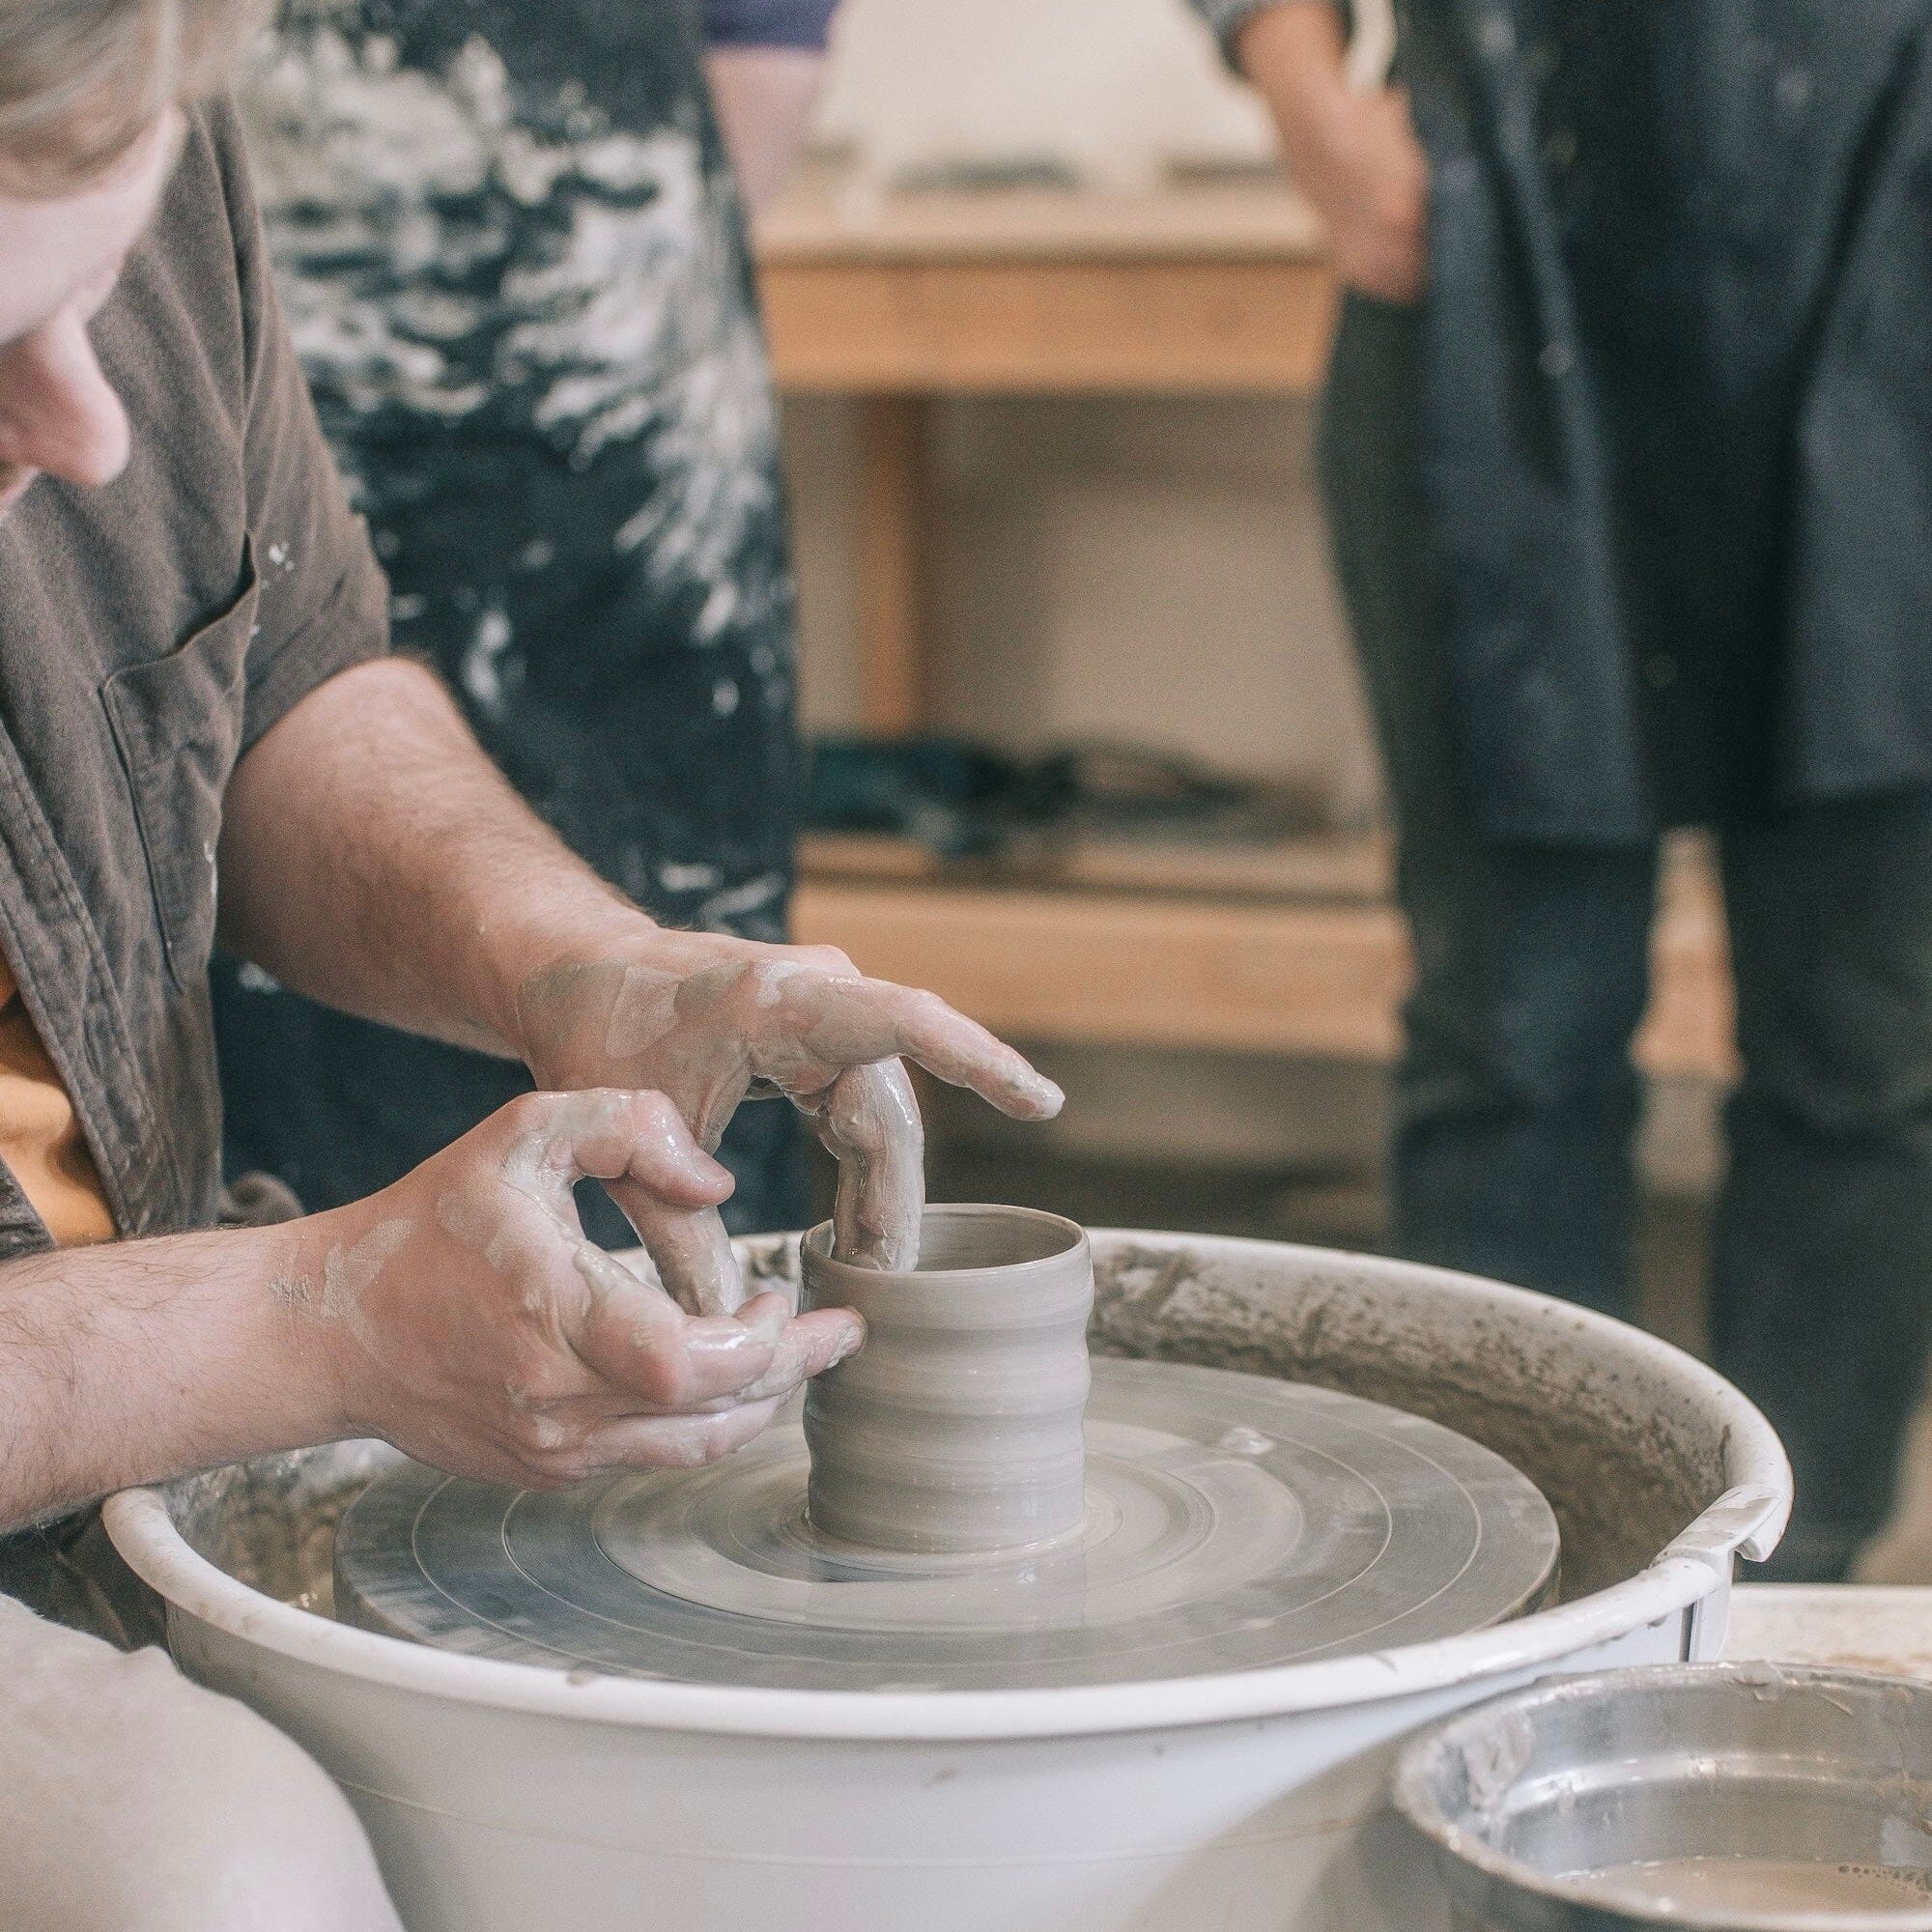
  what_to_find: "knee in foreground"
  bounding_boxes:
[0,1598,402,1932]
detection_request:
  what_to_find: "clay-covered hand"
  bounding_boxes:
[297,1090,865,1487]
[511,927,1064,1309]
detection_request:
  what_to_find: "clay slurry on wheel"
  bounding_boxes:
[332,1359,1561,1691]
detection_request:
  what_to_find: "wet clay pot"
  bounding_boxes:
[800,1206,1094,1555]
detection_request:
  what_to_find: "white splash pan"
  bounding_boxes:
[106,1232,1790,1932]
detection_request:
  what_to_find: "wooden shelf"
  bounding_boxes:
[796,834,1738,1082]
[755,170,1325,267]
[760,255,1338,396]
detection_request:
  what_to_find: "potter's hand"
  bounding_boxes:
[511,928,1064,1307]
[306,1090,864,1488]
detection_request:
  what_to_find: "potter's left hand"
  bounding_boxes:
[511,927,1063,1310]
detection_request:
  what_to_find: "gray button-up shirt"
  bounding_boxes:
[0,100,389,1257]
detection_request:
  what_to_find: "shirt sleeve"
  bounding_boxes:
[204,101,392,755]
[1188,0,1353,66]
[702,0,838,50]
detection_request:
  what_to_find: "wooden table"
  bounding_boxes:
[754,167,1337,733]
[756,171,1737,1083]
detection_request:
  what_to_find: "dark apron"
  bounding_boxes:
[213,0,806,1238]
[1398,0,1932,843]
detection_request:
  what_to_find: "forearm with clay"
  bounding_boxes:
[0,1089,865,1532]
[216,659,1064,1306]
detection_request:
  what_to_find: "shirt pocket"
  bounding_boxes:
[102,546,259,991]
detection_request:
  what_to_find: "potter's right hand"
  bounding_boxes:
[510,927,1063,1303]
[298,1090,864,1488]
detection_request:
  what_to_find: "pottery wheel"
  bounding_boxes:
[333,1360,1560,1691]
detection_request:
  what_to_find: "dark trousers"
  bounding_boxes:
[1321,296,1932,1580]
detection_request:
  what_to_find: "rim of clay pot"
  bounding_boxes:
[104,1233,1792,1745]
[801,1203,1086,1285]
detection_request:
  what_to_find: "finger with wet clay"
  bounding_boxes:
[575,1394,788,1472]
[714,1292,866,1404]
[539,1302,860,1423]
[781,975,1063,1121]
[525,1085,748,1314]
[539,1087,735,1211]
[608,1177,745,1317]
[801,1059,924,1269]
[572,1249,862,1411]
[677,1293,864,1406]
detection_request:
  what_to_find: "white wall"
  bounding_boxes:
[812,0,1274,188]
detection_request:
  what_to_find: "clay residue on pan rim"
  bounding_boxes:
[1086,1242,1719,1603]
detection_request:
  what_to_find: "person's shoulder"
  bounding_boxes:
[115,97,271,413]
[153,97,257,278]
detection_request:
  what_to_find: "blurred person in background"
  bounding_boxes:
[214,0,838,1246]
[1198,0,1932,1581]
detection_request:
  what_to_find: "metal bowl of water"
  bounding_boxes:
[1393,1662,1932,1929]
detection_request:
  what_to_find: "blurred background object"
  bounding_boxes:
[757,0,1932,1585]
[765,0,1728,1286]
[811,0,1276,194]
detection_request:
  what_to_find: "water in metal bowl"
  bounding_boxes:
[1394,1662,1932,1930]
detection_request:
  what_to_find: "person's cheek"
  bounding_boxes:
[0,305,131,495]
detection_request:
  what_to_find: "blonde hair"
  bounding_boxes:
[0,0,269,193]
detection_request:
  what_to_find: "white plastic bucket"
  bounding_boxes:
[106,1233,1790,1932]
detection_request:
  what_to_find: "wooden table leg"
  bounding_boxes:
[854,394,928,736]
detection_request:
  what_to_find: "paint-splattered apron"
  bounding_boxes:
[212,0,807,1236]
[1395,0,1932,842]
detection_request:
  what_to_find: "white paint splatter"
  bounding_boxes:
[243,20,783,644]
[460,604,516,716]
